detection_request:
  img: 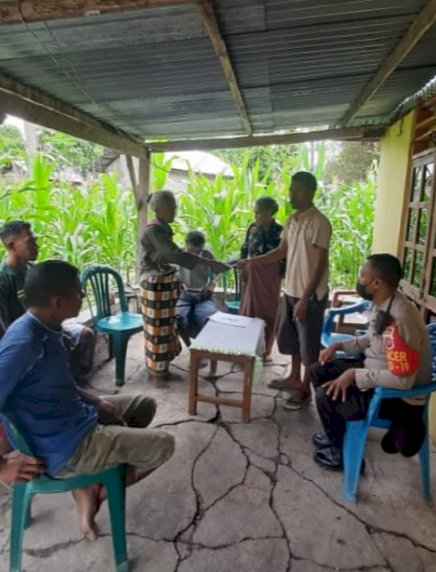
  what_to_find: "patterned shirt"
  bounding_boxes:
[240,220,283,259]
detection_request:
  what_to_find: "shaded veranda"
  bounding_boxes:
[1,333,435,572]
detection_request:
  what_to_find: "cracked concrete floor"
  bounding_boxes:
[1,333,436,572]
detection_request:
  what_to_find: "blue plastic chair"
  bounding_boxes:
[0,413,129,572]
[321,299,371,348]
[342,323,436,502]
[81,265,143,386]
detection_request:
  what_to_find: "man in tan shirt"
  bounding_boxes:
[239,171,332,410]
[311,254,431,471]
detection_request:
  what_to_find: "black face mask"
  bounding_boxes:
[355,281,373,301]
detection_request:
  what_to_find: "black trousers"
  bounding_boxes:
[311,360,424,450]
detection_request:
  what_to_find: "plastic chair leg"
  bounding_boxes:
[10,484,33,572]
[342,420,369,502]
[113,334,129,387]
[419,435,431,502]
[105,469,129,572]
[24,501,32,530]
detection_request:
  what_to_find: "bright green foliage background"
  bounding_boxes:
[0,156,137,283]
[173,148,376,287]
[0,139,376,288]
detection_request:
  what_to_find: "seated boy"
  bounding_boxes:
[0,260,174,540]
[176,231,218,346]
[0,220,95,379]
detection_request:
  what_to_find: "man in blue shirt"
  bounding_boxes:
[0,260,174,541]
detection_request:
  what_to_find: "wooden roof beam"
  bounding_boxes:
[148,126,386,152]
[340,0,436,126]
[197,1,253,136]
[0,0,204,25]
[0,72,150,159]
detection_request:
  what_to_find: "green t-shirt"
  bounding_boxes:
[0,261,33,329]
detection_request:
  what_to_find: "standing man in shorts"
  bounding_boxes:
[238,171,332,410]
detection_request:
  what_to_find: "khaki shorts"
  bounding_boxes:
[276,294,327,366]
[57,394,174,477]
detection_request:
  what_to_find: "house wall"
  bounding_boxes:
[372,111,414,255]
[372,110,436,444]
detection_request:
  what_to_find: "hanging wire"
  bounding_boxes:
[14,2,197,174]
[15,0,144,144]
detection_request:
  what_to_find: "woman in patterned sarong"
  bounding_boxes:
[239,196,284,360]
[140,191,229,383]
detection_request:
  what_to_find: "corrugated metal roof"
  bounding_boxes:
[0,1,435,141]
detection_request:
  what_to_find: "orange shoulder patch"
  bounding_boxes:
[382,323,420,376]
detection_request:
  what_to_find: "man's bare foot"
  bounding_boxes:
[72,484,103,542]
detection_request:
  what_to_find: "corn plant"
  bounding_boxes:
[174,153,285,261]
[0,155,137,279]
[0,148,376,289]
[174,149,375,288]
[319,179,376,287]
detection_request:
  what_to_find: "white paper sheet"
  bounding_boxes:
[208,311,254,328]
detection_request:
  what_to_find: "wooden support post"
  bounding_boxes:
[0,73,150,159]
[197,1,252,135]
[148,126,386,152]
[126,152,151,282]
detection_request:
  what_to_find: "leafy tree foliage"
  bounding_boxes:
[39,131,103,174]
[325,141,379,184]
[215,145,298,182]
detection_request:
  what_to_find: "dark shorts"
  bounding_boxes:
[276,294,327,365]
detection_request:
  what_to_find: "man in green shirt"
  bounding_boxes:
[0,220,95,377]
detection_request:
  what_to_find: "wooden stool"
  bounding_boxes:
[187,315,264,423]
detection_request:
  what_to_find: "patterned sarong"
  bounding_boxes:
[141,270,182,373]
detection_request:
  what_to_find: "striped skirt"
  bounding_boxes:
[140,270,182,373]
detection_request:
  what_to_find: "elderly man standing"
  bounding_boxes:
[239,171,332,410]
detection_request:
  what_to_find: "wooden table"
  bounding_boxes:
[188,314,264,423]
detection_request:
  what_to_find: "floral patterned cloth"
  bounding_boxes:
[240,220,283,259]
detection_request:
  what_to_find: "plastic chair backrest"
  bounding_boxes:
[81,264,128,321]
[222,257,241,302]
[322,299,370,343]
[222,268,241,301]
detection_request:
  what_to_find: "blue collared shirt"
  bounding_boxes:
[0,312,98,476]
